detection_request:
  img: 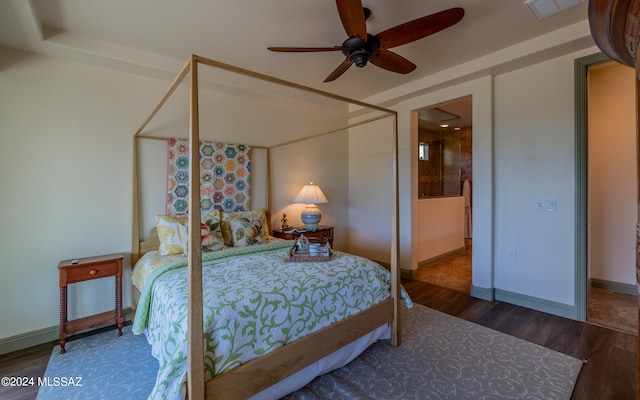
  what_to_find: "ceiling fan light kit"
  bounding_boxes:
[343,35,379,67]
[268,0,464,82]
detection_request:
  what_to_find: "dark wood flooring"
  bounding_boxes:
[418,245,639,335]
[588,287,638,334]
[0,281,636,399]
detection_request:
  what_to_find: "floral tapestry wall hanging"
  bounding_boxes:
[166,139,251,216]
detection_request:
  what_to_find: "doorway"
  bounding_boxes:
[576,54,638,334]
[415,96,473,293]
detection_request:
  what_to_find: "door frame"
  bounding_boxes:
[574,51,610,321]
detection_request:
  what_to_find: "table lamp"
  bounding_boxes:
[293,181,328,230]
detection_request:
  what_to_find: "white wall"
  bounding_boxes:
[588,62,637,285]
[0,48,350,344]
[347,117,395,262]
[0,50,143,339]
[417,197,465,262]
[270,131,349,251]
[493,51,593,306]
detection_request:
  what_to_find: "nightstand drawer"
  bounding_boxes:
[305,230,332,243]
[272,226,334,248]
[64,261,119,284]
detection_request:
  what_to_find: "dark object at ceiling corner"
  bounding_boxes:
[588,0,638,68]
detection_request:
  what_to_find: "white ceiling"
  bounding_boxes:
[0,0,590,101]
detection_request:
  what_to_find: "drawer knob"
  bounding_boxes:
[89,269,97,275]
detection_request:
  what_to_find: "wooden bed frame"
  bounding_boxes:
[131,55,401,399]
[588,1,640,399]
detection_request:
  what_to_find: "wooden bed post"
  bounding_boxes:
[131,136,141,317]
[266,148,271,226]
[187,55,205,400]
[131,136,140,265]
[391,113,401,346]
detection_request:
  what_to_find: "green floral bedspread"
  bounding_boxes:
[132,241,412,400]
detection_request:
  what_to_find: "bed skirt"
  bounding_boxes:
[250,323,391,400]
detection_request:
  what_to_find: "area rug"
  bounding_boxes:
[285,304,584,399]
[36,325,157,400]
[38,304,583,400]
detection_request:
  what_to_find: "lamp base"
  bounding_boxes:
[301,204,322,231]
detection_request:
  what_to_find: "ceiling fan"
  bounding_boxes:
[267,0,464,82]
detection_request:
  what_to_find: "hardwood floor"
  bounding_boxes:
[588,287,638,334]
[417,247,472,294]
[0,341,51,400]
[418,245,639,335]
[0,282,636,399]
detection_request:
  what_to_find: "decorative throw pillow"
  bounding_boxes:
[200,210,224,252]
[221,208,269,246]
[155,215,188,256]
[229,214,266,247]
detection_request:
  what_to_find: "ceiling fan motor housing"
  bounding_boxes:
[342,34,380,67]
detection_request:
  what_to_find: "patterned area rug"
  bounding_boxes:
[36,325,157,400]
[38,304,582,400]
[286,304,583,399]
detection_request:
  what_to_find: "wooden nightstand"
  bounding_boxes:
[58,253,124,354]
[272,226,334,248]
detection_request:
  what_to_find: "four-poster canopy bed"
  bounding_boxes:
[130,54,405,399]
[588,1,640,399]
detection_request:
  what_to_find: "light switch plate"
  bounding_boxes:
[536,200,556,212]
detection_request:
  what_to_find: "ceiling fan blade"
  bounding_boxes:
[324,59,353,82]
[336,0,367,40]
[268,46,342,52]
[370,50,416,74]
[376,7,464,50]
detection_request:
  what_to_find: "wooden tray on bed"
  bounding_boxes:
[289,241,331,262]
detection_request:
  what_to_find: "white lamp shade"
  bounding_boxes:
[293,182,328,205]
